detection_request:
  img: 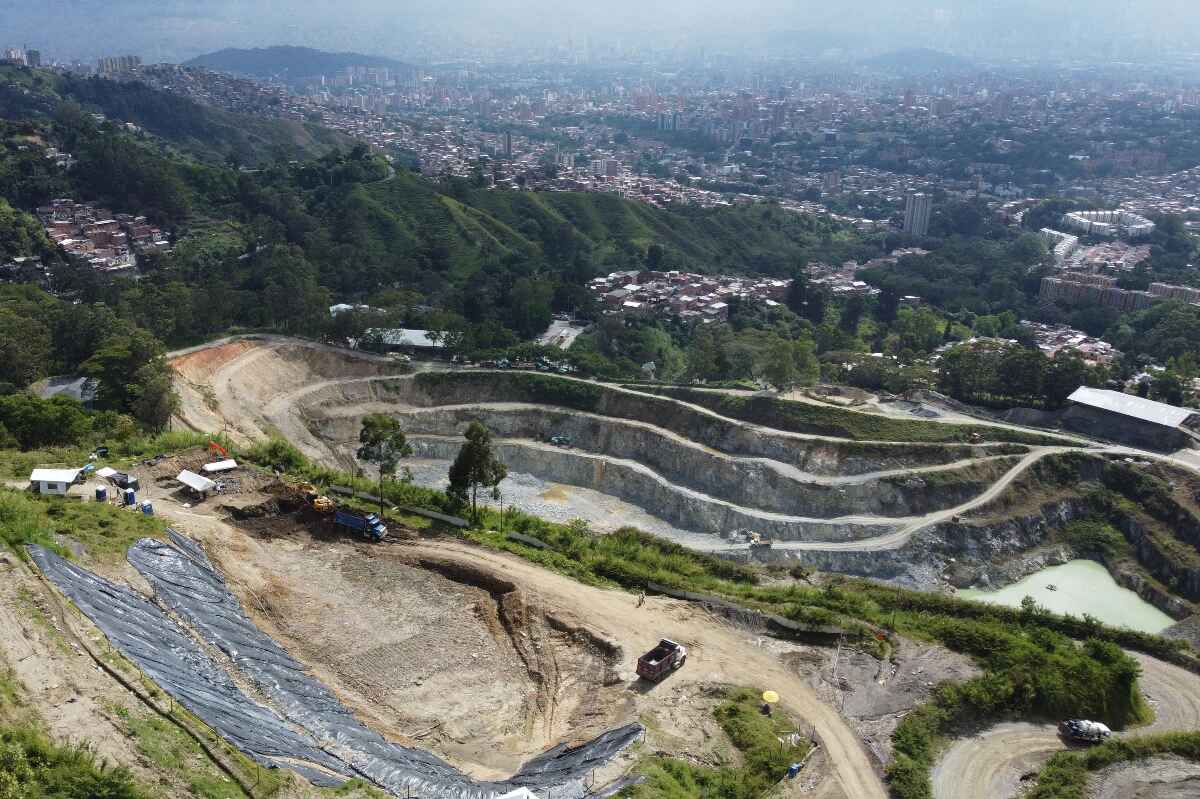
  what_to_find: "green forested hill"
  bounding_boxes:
[0,65,347,166]
[0,64,881,374]
[185,46,412,79]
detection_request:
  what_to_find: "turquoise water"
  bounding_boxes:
[958,560,1174,634]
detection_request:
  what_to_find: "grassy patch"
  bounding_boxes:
[0,487,167,564]
[107,704,249,799]
[625,687,810,799]
[1025,732,1200,799]
[0,724,147,799]
[0,431,216,479]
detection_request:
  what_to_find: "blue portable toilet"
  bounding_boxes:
[140,501,154,517]
[95,486,108,503]
[787,763,803,779]
[123,488,136,506]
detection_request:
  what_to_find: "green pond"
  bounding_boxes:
[958,559,1174,634]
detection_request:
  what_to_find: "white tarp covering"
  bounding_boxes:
[96,466,118,479]
[176,470,217,493]
[202,459,238,473]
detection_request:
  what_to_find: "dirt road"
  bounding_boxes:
[931,653,1200,799]
[402,538,890,799]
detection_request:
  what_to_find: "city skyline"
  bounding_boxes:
[7,0,1200,66]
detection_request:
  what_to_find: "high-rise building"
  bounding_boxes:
[503,131,513,158]
[821,170,842,195]
[903,193,932,237]
[25,49,41,67]
[97,55,141,74]
[2,48,25,65]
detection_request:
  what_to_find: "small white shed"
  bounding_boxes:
[30,468,81,496]
[202,459,238,474]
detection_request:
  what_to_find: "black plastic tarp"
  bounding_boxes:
[27,545,353,785]
[126,531,641,799]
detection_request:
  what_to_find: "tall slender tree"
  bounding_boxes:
[357,414,412,516]
[448,421,508,524]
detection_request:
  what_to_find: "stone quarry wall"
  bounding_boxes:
[311,405,1014,520]
[407,436,897,543]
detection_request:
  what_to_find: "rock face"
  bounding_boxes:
[303,374,1015,475]
[749,498,1094,589]
[1111,514,1200,604]
[320,406,1012,519]
[407,436,898,543]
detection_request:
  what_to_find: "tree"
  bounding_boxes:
[130,363,179,432]
[785,272,808,315]
[839,295,865,334]
[1151,371,1186,406]
[357,414,413,516]
[758,338,799,392]
[82,329,165,413]
[877,286,900,324]
[1044,352,1091,408]
[447,421,507,523]
[803,285,829,325]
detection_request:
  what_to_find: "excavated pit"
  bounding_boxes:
[216,504,628,776]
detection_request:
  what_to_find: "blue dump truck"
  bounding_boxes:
[333,509,388,542]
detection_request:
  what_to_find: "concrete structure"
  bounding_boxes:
[1064,387,1200,451]
[1040,228,1079,264]
[29,468,81,496]
[903,192,932,237]
[1060,210,1155,239]
[1039,274,1157,312]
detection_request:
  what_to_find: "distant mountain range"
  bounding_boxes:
[184,46,412,79]
[860,48,974,74]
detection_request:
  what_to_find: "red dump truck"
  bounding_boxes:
[636,639,687,682]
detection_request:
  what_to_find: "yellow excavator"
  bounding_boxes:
[299,483,335,514]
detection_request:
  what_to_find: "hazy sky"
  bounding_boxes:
[4,1,1199,64]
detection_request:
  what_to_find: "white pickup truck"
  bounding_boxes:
[1059,719,1112,743]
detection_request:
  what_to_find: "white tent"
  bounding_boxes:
[176,470,217,495]
[95,466,118,479]
[202,459,238,474]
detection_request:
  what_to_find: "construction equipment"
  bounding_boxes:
[1059,719,1111,743]
[636,639,687,682]
[334,509,388,542]
[748,531,774,550]
[298,483,336,513]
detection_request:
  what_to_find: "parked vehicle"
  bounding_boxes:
[334,509,388,542]
[550,435,573,447]
[636,639,687,682]
[1059,719,1111,743]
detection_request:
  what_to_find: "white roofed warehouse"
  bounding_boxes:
[1063,387,1200,451]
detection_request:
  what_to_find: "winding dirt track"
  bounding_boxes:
[931,653,1200,799]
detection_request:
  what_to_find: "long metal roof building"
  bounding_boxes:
[1068,387,1198,429]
